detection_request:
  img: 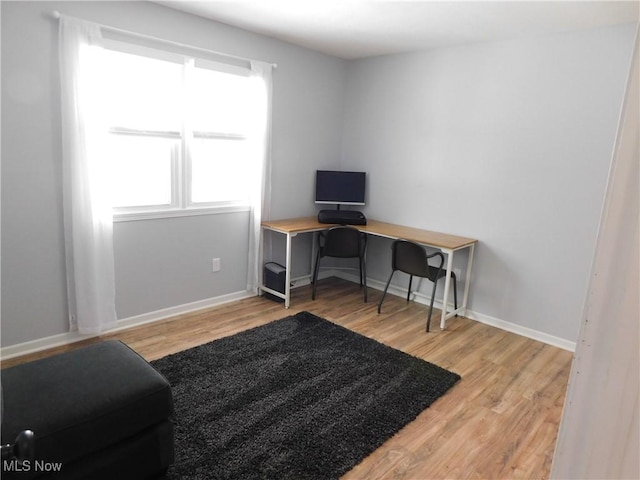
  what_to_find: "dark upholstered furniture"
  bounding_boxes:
[1,340,174,479]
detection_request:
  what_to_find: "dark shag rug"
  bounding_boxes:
[152,311,460,480]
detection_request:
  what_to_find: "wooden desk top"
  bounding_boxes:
[262,217,330,234]
[262,217,477,251]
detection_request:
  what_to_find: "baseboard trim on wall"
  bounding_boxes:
[0,290,254,361]
[464,310,576,352]
[0,331,89,362]
[332,271,576,352]
[113,290,254,333]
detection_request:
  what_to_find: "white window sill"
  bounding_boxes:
[113,204,250,222]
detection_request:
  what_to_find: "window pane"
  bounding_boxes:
[94,44,262,211]
[189,67,252,135]
[107,135,175,208]
[191,138,249,203]
[101,49,183,132]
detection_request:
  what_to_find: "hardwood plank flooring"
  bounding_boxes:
[1,277,573,479]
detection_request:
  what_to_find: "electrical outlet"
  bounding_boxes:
[212,258,221,272]
[453,268,462,278]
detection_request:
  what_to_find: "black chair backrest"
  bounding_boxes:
[322,227,363,258]
[392,240,444,280]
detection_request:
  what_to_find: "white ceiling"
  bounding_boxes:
[157,1,639,59]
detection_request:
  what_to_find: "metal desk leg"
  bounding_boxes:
[311,231,318,283]
[440,250,455,330]
[284,232,293,308]
[460,242,475,316]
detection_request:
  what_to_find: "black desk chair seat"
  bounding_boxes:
[377,239,457,332]
[312,226,368,302]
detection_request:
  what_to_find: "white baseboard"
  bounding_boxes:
[0,331,93,362]
[332,271,576,352]
[0,290,254,361]
[113,290,253,332]
[463,310,576,351]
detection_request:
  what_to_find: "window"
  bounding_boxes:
[94,41,258,217]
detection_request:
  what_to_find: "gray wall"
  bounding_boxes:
[1,1,347,346]
[341,25,636,341]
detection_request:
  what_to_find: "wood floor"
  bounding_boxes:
[2,277,574,479]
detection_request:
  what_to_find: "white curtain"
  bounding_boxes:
[246,61,273,293]
[59,16,117,334]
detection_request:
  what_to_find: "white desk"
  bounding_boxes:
[260,217,477,329]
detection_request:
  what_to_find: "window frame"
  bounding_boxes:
[97,38,254,222]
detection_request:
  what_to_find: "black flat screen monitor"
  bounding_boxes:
[315,170,366,206]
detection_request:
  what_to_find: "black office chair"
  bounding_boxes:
[377,240,457,332]
[312,226,368,302]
